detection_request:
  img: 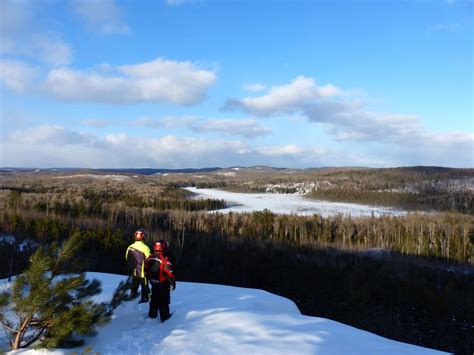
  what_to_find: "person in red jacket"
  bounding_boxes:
[145,240,176,322]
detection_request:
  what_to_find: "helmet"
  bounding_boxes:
[153,240,168,253]
[134,229,146,241]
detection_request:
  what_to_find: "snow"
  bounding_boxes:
[0,273,444,354]
[184,187,407,217]
[265,181,333,194]
[215,172,237,177]
[0,235,16,244]
[0,235,37,252]
[52,174,130,182]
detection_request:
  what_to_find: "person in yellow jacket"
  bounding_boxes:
[126,229,151,303]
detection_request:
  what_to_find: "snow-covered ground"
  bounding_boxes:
[0,235,38,251]
[52,174,130,182]
[265,181,333,194]
[0,273,443,354]
[184,187,407,217]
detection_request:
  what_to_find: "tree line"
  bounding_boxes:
[6,204,471,263]
[307,188,474,214]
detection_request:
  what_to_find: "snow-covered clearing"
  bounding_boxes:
[1,273,443,354]
[52,174,130,182]
[184,187,407,217]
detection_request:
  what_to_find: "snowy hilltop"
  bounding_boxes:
[1,273,444,354]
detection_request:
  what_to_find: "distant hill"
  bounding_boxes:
[1,166,472,177]
[0,167,224,175]
[95,167,223,175]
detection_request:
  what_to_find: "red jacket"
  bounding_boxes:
[145,252,175,287]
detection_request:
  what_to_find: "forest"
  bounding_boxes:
[0,168,473,354]
[186,166,474,214]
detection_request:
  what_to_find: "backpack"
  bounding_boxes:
[147,253,169,283]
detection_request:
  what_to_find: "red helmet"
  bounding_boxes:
[153,240,168,253]
[134,229,146,241]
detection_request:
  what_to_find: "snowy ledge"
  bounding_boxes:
[1,273,443,354]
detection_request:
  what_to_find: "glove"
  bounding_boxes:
[171,282,176,291]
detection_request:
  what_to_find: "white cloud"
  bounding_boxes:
[0,1,72,66]
[44,68,131,103]
[81,116,199,129]
[0,59,38,93]
[0,0,32,53]
[242,83,266,93]
[3,31,72,66]
[158,116,200,128]
[80,118,119,128]
[7,125,89,145]
[2,125,472,168]
[30,33,73,66]
[225,76,342,116]
[73,0,129,34]
[303,102,423,143]
[257,144,305,156]
[225,76,474,166]
[193,119,272,138]
[131,116,200,128]
[104,133,128,145]
[0,125,362,168]
[44,58,216,105]
[2,126,246,168]
[81,115,271,138]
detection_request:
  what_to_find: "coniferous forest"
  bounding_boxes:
[0,167,473,354]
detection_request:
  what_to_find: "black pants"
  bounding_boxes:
[131,276,149,301]
[149,282,171,322]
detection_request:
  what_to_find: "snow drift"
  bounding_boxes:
[1,273,444,354]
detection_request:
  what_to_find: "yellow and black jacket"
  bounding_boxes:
[125,241,151,278]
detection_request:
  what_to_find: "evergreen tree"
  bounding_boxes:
[0,234,131,350]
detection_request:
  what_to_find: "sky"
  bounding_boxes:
[0,0,473,169]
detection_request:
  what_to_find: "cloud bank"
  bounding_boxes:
[2,125,377,168]
[225,76,474,166]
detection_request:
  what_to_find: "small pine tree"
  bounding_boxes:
[0,233,131,350]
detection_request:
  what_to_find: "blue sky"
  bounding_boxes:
[0,0,472,168]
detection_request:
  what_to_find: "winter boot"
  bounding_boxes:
[149,306,158,319]
[160,307,171,322]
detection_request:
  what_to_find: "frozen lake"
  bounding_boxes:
[184,187,407,217]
